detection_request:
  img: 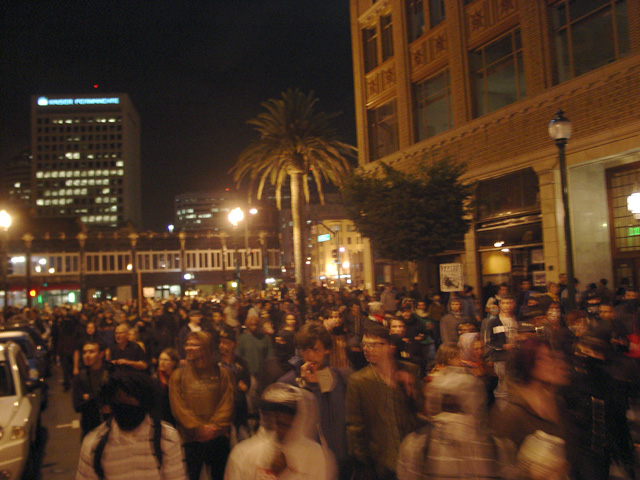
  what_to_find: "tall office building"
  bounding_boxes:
[30,93,141,228]
[175,190,241,231]
[350,0,640,289]
[2,149,32,208]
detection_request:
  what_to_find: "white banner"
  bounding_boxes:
[439,263,463,292]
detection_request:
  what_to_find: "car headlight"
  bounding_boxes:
[10,426,25,440]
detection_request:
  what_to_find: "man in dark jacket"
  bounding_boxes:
[72,340,109,437]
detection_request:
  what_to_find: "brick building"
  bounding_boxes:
[350,0,640,293]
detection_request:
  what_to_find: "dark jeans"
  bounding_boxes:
[183,436,230,480]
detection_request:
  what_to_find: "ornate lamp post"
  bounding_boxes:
[76,232,87,304]
[0,210,12,307]
[23,233,34,307]
[128,232,139,302]
[228,208,244,295]
[548,110,574,310]
[178,231,187,295]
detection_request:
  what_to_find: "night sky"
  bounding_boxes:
[0,1,356,231]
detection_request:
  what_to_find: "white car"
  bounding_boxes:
[0,342,43,480]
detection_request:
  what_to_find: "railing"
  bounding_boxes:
[8,248,282,277]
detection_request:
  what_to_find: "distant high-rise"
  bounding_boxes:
[2,149,32,208]
[175,190,241,231]
[30,93,141,228]
[174,189,277,234]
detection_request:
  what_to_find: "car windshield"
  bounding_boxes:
[0,361,15,397]
[0,337,34,358]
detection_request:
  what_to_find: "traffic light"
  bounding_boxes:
[6,260,13,275]
[28,288,37,298]
[331,249,338,263]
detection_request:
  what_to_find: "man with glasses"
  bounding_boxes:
[346,323,422,480]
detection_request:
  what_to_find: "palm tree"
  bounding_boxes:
[231,89,355,285]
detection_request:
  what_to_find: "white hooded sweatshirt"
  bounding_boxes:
[224,384,337,480]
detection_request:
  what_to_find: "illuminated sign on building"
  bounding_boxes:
[37,96,120,106]
[317,233,331,243]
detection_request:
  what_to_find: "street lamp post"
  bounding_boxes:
[0,210,12,307]
[76,232,87,305]
[23,233,33,308]
[245,208,258,272]
[548,110,574,310]
[228,207,244,295]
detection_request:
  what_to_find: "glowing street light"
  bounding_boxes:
[0,211,12,230]
[228,207,244,227]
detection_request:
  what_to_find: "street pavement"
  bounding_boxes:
[31,362,81,480]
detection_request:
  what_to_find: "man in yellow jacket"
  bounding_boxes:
[170,331,234,480]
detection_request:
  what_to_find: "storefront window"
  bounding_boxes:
[476,168,539,221]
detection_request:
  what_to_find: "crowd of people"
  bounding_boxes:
[4,276,640,480]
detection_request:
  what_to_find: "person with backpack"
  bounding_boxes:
[76,370,187,480]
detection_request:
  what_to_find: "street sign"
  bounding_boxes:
[439,263,463,292]
[317,233,331,243]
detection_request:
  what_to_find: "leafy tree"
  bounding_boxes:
[341,158,472,264]
[231,89,356,285]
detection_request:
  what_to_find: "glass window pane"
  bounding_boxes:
[368,100,399,160]
[572,11,617,76]
[381,14,394,60]
[486,60,518,112]
[473,73,487,118]
[553,0,628,82]
[363,26,378,72]
[616,1,630,55]
[555,29,571,83]
[429,0,445,28]
[484,34,513,67]
[569,0,609,21]
[413,70,451,141]
[406,0,424,42]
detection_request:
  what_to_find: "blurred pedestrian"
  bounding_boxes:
[224,383,337,480]
[346,323,422,480]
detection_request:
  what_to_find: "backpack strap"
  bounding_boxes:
[93,416,163,478]
[93,417,113,480]
[151,416,163,470]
